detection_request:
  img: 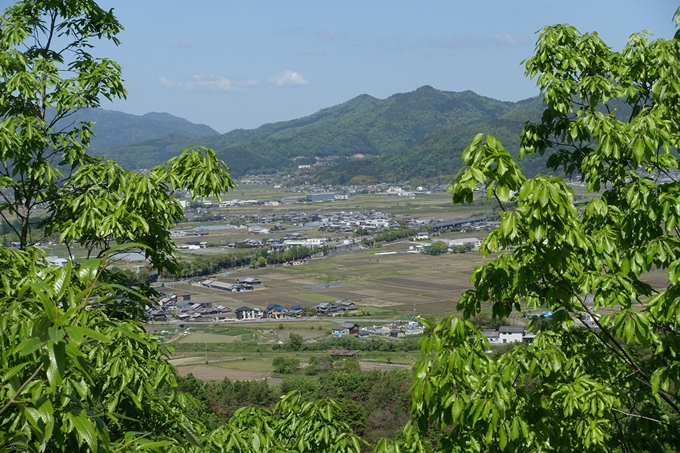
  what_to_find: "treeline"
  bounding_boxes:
[357,226,430,245]
[283,335,422,353]
[423,241,474,255]
[115,245,315,282]
[177,366,415,447]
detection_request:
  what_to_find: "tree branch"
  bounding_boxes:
[611,407,669,425]
[0,363,44,416]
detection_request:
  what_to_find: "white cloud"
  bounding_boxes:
[174,38,194,48]
[421,34,487,49]
[297,47,326,56]
[269,70,309,87]
[494,33,530,47]
[159,75,258,92]
[376,35,410,52]
[422,33,530,50]
[315,29,346,42]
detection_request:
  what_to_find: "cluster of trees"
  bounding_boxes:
[177,368,414,448]
[423,241,448,255]
[357,226,428,246]
[3,1,680,451]
[282,335,422,353]
[162,245,314,279]
[272,356,300,374]
[423,241,475,255]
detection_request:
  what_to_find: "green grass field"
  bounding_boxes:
[166,319,413,380]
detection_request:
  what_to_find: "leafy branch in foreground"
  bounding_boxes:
[407,13,680,453]
[0,249,205,452]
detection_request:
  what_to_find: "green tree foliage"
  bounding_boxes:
[48,146,235,271]
[0,251,205,451]
[166,245,315,280]
[206,392,364,453]
[272,356,300,374]
[176,365,417,450]
[405,14,680,453]
[288,333,304,351]
[283,336,421,353]
[0,0,125,248]
[0,0,236,268]
[423,241,448,255]
[182,376,279,422]
[0,1,232,450]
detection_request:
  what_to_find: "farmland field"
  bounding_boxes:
[174,332,240,344]
[143,184,612,382]
[163,239,489,318]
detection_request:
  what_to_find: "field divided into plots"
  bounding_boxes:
[164,240,488,318]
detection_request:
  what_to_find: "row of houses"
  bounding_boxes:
[331,320,424,338]
[233,303,305,320]
[313,300,359,315]
[147,293,236,322]
[148,290,306,322]
[192,277,263,293]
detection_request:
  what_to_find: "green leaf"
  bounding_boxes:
[179,422,202,447]
[14,337,44,357]
[69,413,98,451]
[66,326,110,343]
[46,340,66,387]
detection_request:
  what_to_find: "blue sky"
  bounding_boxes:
[3,1,677,133]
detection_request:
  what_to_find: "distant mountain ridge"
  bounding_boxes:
[58,108,219,150]
[95,86,546,181]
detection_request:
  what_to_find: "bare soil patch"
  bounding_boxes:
[378,277,469,291]
[359,298,402,308]
[174,332,240,344]
[169,356,248,366]
[175,365,270,381]
[360,361,413,372]
[170,357,210,366]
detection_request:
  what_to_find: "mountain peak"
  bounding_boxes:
[98,86,545,181]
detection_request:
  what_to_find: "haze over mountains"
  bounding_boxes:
[90,86,547,183]
[63,108,219,150]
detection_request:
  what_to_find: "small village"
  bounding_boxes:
[144,274,433,343]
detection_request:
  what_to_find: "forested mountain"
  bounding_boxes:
[57,108,219,150]
[313,97,548,184]
[97,86,546,180]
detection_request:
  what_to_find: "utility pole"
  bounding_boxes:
[413,303,416,318]
[205,343,208,364]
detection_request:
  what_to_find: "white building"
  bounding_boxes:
[305,237,327,246]
[177,244,200,250]
[498,326,525,344]
[451,238,482,248]
[249,226,270,234]
[235,306,263,320]
[45,256,68,266]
